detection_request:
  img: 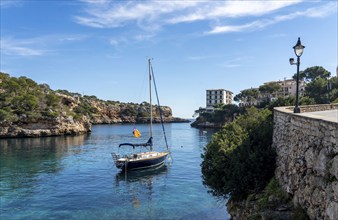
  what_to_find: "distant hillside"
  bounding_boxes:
[0,72,188,138]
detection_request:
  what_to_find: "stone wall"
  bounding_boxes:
[285,103,338,113]
[273,106,338,220]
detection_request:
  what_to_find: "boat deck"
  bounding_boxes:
[117,151,169,162]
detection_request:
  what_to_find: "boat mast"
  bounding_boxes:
[149,59,153,151]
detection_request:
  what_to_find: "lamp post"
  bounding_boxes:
[289,37,305,113]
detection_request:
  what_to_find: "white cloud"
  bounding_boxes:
[206,2,337,34]
[0,0,23,8]
[134,33,156,41]
[220,57,252,68]
[75,1,301,28]
[79,0,109,4]
[75,1,200,28]
[109,37,128,46]
[186,55,218,61]
[168,0,302,24]
[1,38,46,56]
[0,35,86,56]
[74,0,336,37]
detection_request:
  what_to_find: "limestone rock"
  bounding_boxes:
[330,156,338,180]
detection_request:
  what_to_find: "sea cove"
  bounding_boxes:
[0,123,229,220]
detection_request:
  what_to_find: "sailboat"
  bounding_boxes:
[111,59,170,170]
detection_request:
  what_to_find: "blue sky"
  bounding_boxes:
[1,0,337,118]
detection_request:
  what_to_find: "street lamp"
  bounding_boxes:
[289,37,305,113]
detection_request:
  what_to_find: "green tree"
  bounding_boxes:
[305,77,330,104]
[234,88,259,105]
[259,83,281,94]
[45,93,60,108]
[293,66,331,82]
[328,76,338,102]
[12,94,39,114]
[201,107,275,200]
[121,106,137,117]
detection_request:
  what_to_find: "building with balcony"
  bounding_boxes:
[206,89,233,107]
[238,78,306,107]
[266,78,305,97]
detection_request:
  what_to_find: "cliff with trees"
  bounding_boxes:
[200,66,337,219]
[0,73,187,138]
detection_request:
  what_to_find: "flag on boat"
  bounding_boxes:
[133,128,141,138]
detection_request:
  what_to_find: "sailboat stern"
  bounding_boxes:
[112,153,125,169]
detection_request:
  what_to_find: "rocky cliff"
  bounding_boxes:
[0,72,188,138]
[85,98,188,124]
[0,116,91,138]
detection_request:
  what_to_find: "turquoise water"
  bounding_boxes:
[0,123,229,219]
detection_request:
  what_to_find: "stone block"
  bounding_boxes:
[331,182,338,202]
[305,148,315,169]
[314,148,328,177]
[326,201,338,220]
[329,156,338,180]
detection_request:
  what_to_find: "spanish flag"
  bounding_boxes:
[133,128,141,138]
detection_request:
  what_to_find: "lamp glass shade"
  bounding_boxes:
[293,37,305,57]
[294,46,304,57]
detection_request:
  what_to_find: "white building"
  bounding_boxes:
[255,78,305,105]
[276,78,305,97]
[206,89,233,107]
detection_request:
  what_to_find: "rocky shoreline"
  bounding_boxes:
[0,116,92,138]
[0,116,189,138]
[226,177,309,220]
[0,73,189,138]
[190,121,224,128]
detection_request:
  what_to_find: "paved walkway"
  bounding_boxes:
[300,109,338,123]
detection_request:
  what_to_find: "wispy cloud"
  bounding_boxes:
[167,1,302,24]
[0,0,23,8]
[0,35,87,56]
[220,56,252,68]
[74,0,336,38]
[109,37,128,46]
[75,1,304,30]
[206,2,336,34]
[75,1,200,28]
[186,55,219,61]
[1,38,46,56]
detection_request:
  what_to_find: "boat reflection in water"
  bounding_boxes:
[115,165,169,210]
[115,163,168,183]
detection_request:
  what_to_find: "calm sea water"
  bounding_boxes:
[0,123,229,220]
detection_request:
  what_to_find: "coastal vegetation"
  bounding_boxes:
[0,73,62,123]
[233,66,338,106]
[201,107,275,200]
[191,104,245,128]
[201,66,335,219]
[0,72,187,138]
[194,66,337,128]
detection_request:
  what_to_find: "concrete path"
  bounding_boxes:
[300,109,338,123]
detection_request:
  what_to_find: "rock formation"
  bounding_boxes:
[0,72,188,138]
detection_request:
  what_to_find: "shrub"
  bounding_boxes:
[46,93,60,107]
[0,109,18,122]
[201,107,276,200]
